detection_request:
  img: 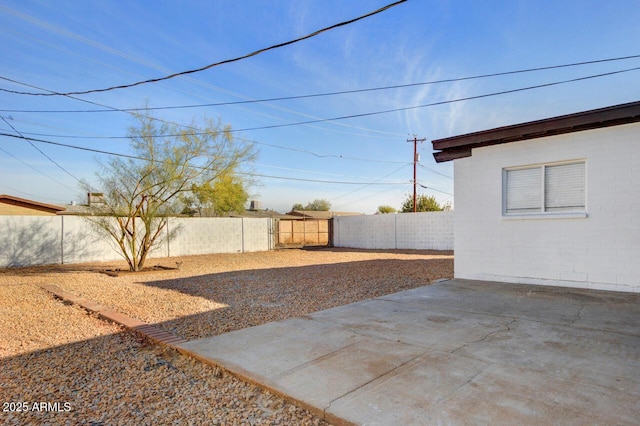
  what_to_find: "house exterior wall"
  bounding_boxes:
[454,122,640,293]
[333,211,453,250]
[0,203,57,216]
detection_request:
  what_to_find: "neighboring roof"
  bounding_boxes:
[227,209,298,219]
[330,211,363,217]
[432,100,640,163]
[0,194,66,214]
[56,204,94,215]
[288,210,363,219]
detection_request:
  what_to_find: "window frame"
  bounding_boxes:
[502,159,587,219]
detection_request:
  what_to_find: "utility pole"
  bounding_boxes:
[407,136,426,212]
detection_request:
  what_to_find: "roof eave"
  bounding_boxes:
[431,100,640,163]
[0,194,66,212]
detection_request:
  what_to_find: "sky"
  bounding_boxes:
[1,0,639,214]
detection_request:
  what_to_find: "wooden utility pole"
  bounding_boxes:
[407,136,426,212]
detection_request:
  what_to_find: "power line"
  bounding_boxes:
[3,53,639,113]
[0,1,406,97]
[418,163,452,179]
[332,182,402,210]
[0,76,406,141]
[15,65,640,139]
[226,66,640,133]
[0,132,409,186]
[330,163,410,202]
[0,182,70,202]
[3,62,638,153]
[0,132,141,159]
[0,7,405,140]
[243,172,408,185]
[235,137,410,165]
[1,65,635,189]
[0,144,77,192]
[0,77,408,163]
[11,126,409,165]
[250,162,370,179]
[417,182,453,196]
[1,62,632,196]
[0,116,83,185]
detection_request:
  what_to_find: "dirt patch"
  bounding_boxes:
[99,262,183,277]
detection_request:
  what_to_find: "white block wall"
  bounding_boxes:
[169,217,272,256]
[396,211,454,250]
[333,211,453,250]
[333,214,396,249]
[169,218,243,256]
[61,216,124,264]
[241,217,274,252]
[454,122,640,293]
[0,216,273,267]
[0,216,63,267]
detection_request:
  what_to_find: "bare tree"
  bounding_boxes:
[83,112,256,271]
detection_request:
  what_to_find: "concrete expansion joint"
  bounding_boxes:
[271,340,362,381]
[324,351,426,413]
[434,362,493,406]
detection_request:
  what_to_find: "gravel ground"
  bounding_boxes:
[0,248,453,425]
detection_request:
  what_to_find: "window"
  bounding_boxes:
[504,161,585,215]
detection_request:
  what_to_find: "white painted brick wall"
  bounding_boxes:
[454,122,640,293]
[333,211,453,250]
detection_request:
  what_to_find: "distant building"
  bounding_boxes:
[0,194,65,216]
[227,209,297,219]
[287,210,363,220]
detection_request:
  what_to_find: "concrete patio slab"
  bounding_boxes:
[308,298,516,352]
[176,279,640,425]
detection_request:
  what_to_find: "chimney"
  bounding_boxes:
[88,192,105,206]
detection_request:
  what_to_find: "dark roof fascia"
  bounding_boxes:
[431,100,640,163]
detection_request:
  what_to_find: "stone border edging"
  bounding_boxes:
[39,284,188,347]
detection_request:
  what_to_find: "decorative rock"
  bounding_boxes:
[0,249,452,424]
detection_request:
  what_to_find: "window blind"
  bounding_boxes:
[544,162,585,212]
[505,167,541,213]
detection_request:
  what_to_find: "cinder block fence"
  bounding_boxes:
[0,212,453,268]
[332,211,453,250]
[0,216,274,267]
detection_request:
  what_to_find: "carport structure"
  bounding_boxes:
[178,279,640,425]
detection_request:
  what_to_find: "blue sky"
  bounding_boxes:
[1,0,639,214]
